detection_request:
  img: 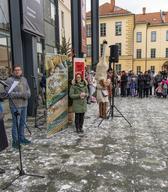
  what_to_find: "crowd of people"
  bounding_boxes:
[85,69,168,100]
[0,64,168,174]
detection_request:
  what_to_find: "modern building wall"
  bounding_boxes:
[44,0,57,54]
[0,0,11,78]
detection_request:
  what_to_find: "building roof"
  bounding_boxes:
[135,12,168,25]
[86,2,132,18]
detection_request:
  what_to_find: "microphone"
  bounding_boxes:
[0,80,8,87]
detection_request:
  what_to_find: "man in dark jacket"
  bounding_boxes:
[144,71,151,97]
[6,65,31,149]
[120,71,127,97]
[138,72,145,98]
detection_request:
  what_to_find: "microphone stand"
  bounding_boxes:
[0,82,31,135]
[1,87,45,190]
[31,76,45,130]
[98,60,132,127]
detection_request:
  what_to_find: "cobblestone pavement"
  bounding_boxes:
[0,97,168,192]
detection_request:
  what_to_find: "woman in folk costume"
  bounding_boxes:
[95,40,110,119]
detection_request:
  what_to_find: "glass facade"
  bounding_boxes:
[0,0,11,79]
[44,0,57,54]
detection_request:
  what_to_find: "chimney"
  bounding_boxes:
[111,0,115,10]
[161,11,166,23]
[143,7,146,15]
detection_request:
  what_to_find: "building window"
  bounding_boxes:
[136,49,142,59]
[136,32,142,42]
[115,43,122,56]
[100,44,103,56]
[0,1,12,79]
[61,11,64,29]
[86,24,91,37]
[151,31,156,42]
[115,22,122,36]
[150,66,155,73]
[100,23,106,36]
[166,31,168,41]
[166,48,168,58]
[115,64,121,73]
[50,2,55,21]
[151,48,156,58]
[137,49,142,59]
[137,66,141,74]
[87,44,91,57]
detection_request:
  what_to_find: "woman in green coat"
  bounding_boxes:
[70,73,88,133]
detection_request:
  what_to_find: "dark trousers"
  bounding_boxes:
[138,88,144,98]
[127,88,130,96]
[144,88,149,97]
[121,86,126,97]
[75,113,85,131]
[0,118,8,152]
[149,86,152,95]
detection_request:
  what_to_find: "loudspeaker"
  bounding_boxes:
[109,45,119,63]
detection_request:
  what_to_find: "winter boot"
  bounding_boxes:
[102,102,107,119]
[99,102,103,118]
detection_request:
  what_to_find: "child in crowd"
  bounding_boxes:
[155,82,163,98]
[161,77,168,98]
[130,77,137,97]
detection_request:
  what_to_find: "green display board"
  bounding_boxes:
[46,54,68,138]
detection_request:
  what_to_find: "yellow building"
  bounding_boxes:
[86,0,168,74]
[86,0,134,73]
[134,9,168,74]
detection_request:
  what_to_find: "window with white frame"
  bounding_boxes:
[87,44,91,57]
[151,48,156,58]
[115,22,122,36]
[100,23,106,36]
[115,64,121,73]
[151,31,156,42]
[137,66,141,74]
[100,44,103,56]
[166,31,168,41]
[86,24,91,37]
[136,49,142,59]
[150,66,155,73]
[136,32,142,42]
